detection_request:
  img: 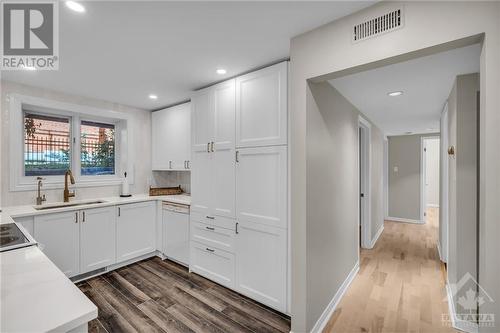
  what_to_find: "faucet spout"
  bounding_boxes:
[64,170,76,202]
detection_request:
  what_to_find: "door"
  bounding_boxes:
[152,107,174,170]
[163,206,190,266]
[236,146,287,229]
[236,61,287,148]
[235,222,287,312]
[213,80,236,218]
[190,241,235,288]
[34,211,80,277]
[80,206,116,273]
[191,88,214,151]
[116,201,156,262]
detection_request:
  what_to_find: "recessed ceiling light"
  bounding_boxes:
[65,1,85,13]
[388,91,403,97]
[216,68,227,75]
[148,94,158,100]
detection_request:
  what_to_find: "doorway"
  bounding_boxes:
[358,116,371,249]
[421,136,440,225]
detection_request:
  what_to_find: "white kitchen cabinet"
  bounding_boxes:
[116,201,156,262]
[80,206,116,273]
[152,102,191,170]
[34,211,80,277]
[236,146,287,229]
[236,62,287,148]
[191,79,236,218]
[190,241,235,288]
[235,222,287,312]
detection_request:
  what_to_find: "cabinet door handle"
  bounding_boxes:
[186,160,190,169]
[206,215,215,220]
[75,212,78,223]
[235,151,239,163]
[206,247,215,253]
[235,222,239,234]
[118,207,121,217]
[82,211,85,222]
[169,161,172,169]
[206,226,215,231]
[211,141,214,152]
[207,142,210,152]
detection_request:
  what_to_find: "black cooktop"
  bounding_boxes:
[0,223,28,248]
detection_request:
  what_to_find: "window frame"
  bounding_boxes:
[9,93,134,191]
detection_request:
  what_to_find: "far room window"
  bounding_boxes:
[80,120,116,175]
[24,112,71,176]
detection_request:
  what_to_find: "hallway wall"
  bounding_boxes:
[306,81,384,331]
[387,134,438,221]
[425,138,440,207]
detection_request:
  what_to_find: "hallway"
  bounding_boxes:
[324,208,455,332]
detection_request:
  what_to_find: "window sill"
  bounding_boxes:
[12,177,125,192]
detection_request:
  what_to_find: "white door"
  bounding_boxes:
[191,88,214,151]
[116,201,156,262]
[163,207,190,266]
[152,108,174,170]
[236,146,287,229]
[235,222,287,312]
[170,103,191,170]
[80,207,116,273]
[236,61,287,148]
[34,211,80,277]
[191,149,213,216]
[213,80,236,218]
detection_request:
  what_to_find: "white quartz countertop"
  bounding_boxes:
[2,193,191,218]
[0,246,97,332]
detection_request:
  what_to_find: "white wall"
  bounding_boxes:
[289,2,500,332]
[0,80,153,207]
[425,137,440,207]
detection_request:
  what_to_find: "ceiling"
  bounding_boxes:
[2,1,373,110]
[329,44,481,136]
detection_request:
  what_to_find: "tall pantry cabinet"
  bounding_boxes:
[190,61,288,313]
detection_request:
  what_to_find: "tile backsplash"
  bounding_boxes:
[151,171,191,194]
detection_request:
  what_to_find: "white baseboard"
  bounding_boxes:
[437,240,443,262]
[369,224,384,249]
[427,204,440,208]
[445,278,479,333]
[386,216,425,224]
[310,260,360,333]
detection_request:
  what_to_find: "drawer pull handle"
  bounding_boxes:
[235,222,239,234]
[206,216,215,220]
[206,247,215,252]
[206,226,215,230]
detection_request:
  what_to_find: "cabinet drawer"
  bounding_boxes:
[190,211,236,230]
[191,221,235,253]
[190,241,235,288]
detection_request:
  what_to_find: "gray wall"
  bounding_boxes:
[388,134,438,221]
[289,2,500,331]
[306,81,384,330]
[447,73,479,315]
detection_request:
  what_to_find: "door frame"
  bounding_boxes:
[358,116,372,249]
[420,136,440,223]
[440,103,449,262]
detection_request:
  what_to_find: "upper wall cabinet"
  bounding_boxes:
[236,62,288,148]
[152,103,191,171]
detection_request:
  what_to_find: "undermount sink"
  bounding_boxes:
[33,200,107,210]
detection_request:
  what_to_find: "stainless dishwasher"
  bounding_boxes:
[162,202,190,266]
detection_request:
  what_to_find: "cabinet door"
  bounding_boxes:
[34,211,80,277]
[191,149,213,216]
[236,146,287,228]
[116,201,156,262]
[152,108,173,170]
[235,223,287,312]
[80,207,116,273]
[236,62,287,147]
[213,80,236,217]
[190,241,235,288]
[192,88,214,150]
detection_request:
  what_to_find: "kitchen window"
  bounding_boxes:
[10,94,133,191]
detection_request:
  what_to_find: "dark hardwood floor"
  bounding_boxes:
[77,257,291,333]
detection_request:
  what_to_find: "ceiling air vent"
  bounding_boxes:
[353,8,403,42]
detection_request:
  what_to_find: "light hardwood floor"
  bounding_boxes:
[324,207,457,333]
